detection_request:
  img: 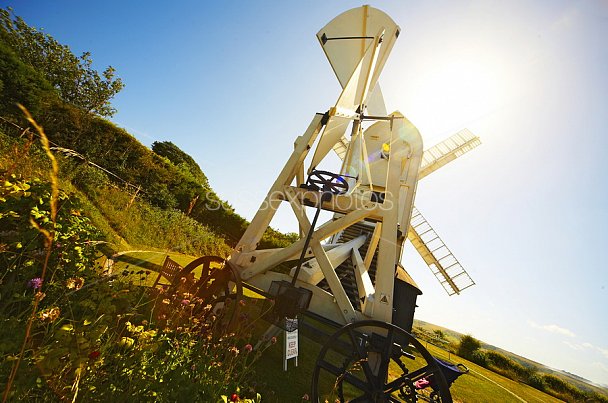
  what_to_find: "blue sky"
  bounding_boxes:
[6,0,608,386]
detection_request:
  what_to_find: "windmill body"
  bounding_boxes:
[230,5,476,329]
[176,6,480,401]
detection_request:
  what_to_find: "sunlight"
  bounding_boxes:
[389,48,513,141]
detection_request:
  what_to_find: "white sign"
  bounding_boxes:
[283,318,298,371]
[285,329,298,359]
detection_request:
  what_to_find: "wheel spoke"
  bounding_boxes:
[384,374,409,394]
[406,364,434,381]
[200,262,211,283]
[377,327,395,383]
[347,328,378,389]
[317,359,372,394]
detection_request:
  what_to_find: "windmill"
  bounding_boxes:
[171,5,480,402]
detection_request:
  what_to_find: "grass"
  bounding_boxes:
[241,313,566,402]
[92,250,568,403]
[106,251,566,402]
[424,343,563,403]
[109,250,203,287]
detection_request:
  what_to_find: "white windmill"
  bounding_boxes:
[172,5,480,402]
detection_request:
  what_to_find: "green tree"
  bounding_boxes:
[0,7,124,117]
[152,141,210,188]
[0,42,54,117]
[457,334,481,360]
[433,329,445,339]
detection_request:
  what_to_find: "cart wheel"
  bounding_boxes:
[311,320,452,403]
[170,256,243,333]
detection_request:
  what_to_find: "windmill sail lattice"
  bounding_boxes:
[408,207,475,295]
[419,129,481,179]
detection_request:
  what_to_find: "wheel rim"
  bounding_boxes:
[311,320,452,403]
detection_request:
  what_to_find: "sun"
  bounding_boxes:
[387,51,510,139]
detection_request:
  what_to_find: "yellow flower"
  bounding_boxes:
[38,307,60,322]
[66,277,85,290]
[119,337,135,347]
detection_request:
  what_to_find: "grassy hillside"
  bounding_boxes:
[223,307,565,402]
[414,319,608,400]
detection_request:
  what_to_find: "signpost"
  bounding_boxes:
[283,318,298,371]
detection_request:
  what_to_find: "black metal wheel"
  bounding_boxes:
[170,256,243,332]
[307,170,349,195]
[311,320,452,403]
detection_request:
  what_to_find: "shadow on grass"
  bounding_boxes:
[115,254,162,273]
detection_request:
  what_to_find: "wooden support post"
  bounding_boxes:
[232,113,325,256]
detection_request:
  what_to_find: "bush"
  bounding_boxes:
[457,334,481,360]
[471,350,489,367]
[543,374,587,401]
[485,350,531,382]
[63,159,110,197]
[527,372,546,391]
[91,186,231,257]
[0,175,103,317]
[0,175,264,401]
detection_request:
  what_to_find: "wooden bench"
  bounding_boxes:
[152,256,183,288]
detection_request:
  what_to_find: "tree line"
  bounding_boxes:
[0,7,296,251]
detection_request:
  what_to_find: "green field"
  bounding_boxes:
[112,251,569,402]
[246,321,564,402]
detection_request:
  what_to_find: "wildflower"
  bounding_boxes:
[27,277,43,290]
[34,291,46,302]
[88,350,101,360]
[244,344,253,353]
[230,393,239,402]
[271,336,277,344]
[66,277,84,290]
[162,298,171,305]
[302,394,310,401]
[181,299,190,305]
[38,307,60,322]
[229,346,239,355]
[119,337,135,348]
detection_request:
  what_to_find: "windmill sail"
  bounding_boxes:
[419,129,481,179]
[408,207,475,295]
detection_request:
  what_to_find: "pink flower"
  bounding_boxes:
[244,343,253,353]
[271,336,277,344]
[181,299,190,305]
[27,277,43,289]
